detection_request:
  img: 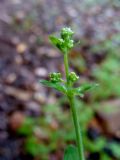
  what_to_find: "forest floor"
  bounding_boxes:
[0,0,120,160]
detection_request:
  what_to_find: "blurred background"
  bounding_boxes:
[0,0,120,160]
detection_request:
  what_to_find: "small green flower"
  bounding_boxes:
[61,28,74,52]
[50,27,74,54]
[67,39,74,49]
[49,72,62,83]
[61,27,74,40]
[68,72,79,83]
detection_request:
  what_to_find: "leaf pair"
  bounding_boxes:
[40,80,98,98]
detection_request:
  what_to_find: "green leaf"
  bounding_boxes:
[18,117,35,135]
[109,143,120,158]
[74,83,98,96]
[63,145,79,160]
[25,136,40,156]
[25,136,49,157]
[101,153,111,160]
[49,36,59,45]
[49,35,66,53]
[40,80,67,94]
[84,137,106,152]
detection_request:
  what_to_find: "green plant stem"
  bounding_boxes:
[64,53,69,84]
[63,50,85,160]
[68,96,85,160]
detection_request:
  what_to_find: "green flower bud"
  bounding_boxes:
[49,72,62,83]
[69,72,79,83]
[67,39,74,49]
[61,27,74,40]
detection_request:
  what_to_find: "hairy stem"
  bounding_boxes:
[68,96,85,160]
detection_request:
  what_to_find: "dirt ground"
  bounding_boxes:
[0,0,120,159]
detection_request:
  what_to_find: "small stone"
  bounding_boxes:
[34,67,48,77]
[5,86,32,101]
[16,43,27,54]
[34,92,46,104]
[6,73,17,84]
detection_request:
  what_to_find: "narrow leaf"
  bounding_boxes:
[63,145,79,160]
[74,83,98,96]
[49,36,60,45]
[49,35,64,52]
[40,80,67,93]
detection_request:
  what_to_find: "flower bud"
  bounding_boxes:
[67,39,74,49]
[68,72,79,83]
[61,27,74,40]
[49,72,62,83]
